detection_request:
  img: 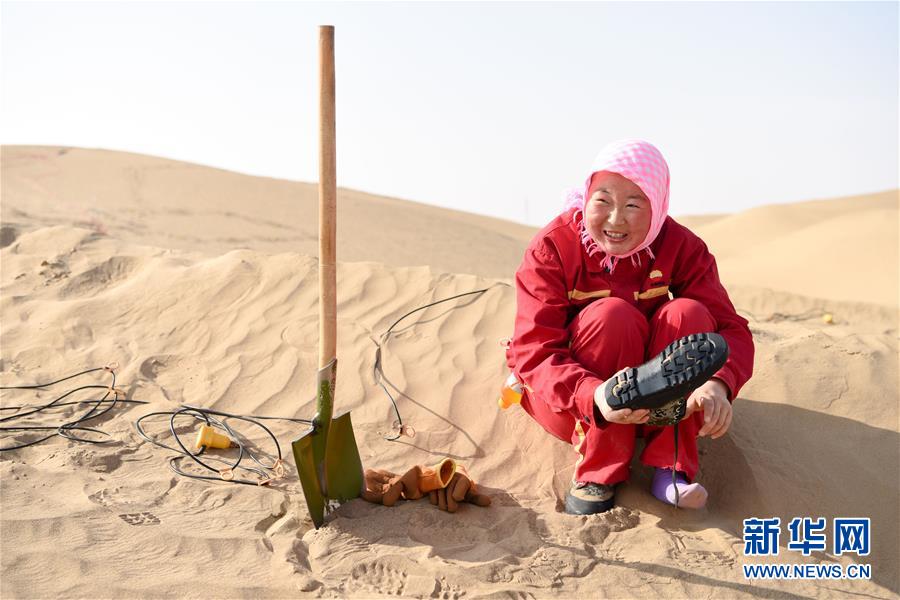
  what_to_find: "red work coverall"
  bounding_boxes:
[507,209,754,484]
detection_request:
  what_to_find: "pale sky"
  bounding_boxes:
[2,1,897,226]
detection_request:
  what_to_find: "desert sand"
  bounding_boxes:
[1,145,897,599]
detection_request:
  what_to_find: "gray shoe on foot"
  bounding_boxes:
[565,481,615,515]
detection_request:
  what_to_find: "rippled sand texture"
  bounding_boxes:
[1,146,897,599]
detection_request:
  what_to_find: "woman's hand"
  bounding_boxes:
[594,382,650,425]
[686,378,732,438]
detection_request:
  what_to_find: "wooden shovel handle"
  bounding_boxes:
[319,25,336,368]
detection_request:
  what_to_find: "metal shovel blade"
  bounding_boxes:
[291,359,364,528]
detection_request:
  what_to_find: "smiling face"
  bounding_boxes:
[583,171,652,255]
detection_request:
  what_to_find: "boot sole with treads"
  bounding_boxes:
[603,332,729,412]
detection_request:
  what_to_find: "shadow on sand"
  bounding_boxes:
[320,399,896,597]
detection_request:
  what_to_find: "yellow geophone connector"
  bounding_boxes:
[195,424,235,450]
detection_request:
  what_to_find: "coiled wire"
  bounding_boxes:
[0,363,146,451]
[373,284,509,440]
[135,405,311,486]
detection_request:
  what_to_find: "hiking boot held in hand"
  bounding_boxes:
[601,332,729,413]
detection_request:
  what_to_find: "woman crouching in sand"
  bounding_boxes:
[506,139,754,514]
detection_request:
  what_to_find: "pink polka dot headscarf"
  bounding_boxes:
[563,139,671,273]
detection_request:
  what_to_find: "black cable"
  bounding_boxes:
[0,398,146,412]
[2,285,506,460]
[373,284,509,441]
[0,364,144,451]
[135,405,311,486]
[0,383,115,422]
[673,425,680,507]
[181,404,311,424]
[0,366,108,390]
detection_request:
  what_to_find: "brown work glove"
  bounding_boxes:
[362,458,458,505]
[361,468,420,506]
[428,465,491,512]
[415,458,456,497]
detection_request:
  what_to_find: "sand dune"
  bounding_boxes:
[4,145,895,305]
[1,147,897,598]
[689,190,898,306]
[1,146,535,279]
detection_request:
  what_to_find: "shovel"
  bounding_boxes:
[291,25,364,529]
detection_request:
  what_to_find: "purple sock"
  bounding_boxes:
[651,468,708,508]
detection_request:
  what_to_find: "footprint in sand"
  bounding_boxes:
[139,355,171,381]
[350,560,406,595]
[433,577,465,599]
[349,559,438,597]
[669,532,735,569]
[88,488,114,508]
[86,480,168,515]
[118,512,161,526]
[68,448,127,474]
[576,507,641,546]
